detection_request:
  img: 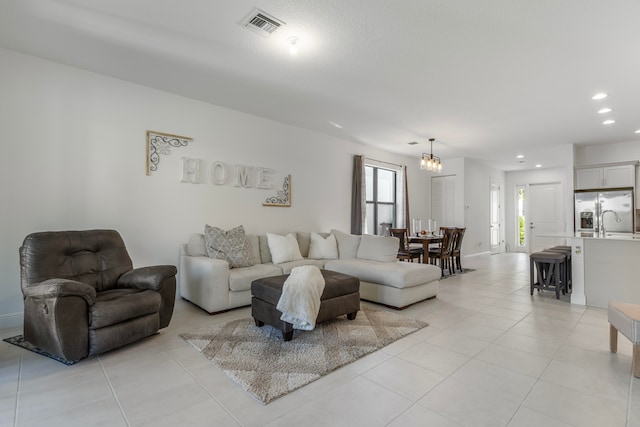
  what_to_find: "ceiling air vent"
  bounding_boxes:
[241,8,286,37]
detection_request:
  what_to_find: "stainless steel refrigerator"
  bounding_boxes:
[574,188,634,233]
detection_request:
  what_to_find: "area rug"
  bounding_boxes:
[180,307,427,404]
[3,335,78,365]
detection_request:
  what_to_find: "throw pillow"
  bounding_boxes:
[187,233,207,257]
[330,229,361,259]
[204,225,254,268]
[308,232,339,259]
[267,233,303,264]
[356,234,399,263]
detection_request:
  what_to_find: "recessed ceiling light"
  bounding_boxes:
[535,164,542,168]
[287,36,299,55]
[598,108,612,114]
[516,154,524,159]
[635,130,640,134]
[603,119,615,125]
[328,121,342,129]
[592,93,608,100]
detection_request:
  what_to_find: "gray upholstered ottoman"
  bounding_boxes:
[251,270,360,341]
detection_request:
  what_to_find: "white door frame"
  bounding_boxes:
[514,184,528,253]
[490,179,500,254]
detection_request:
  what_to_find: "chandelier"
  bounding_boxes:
[420,138,442,172]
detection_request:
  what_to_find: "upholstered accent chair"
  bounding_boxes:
[19,230,177,362]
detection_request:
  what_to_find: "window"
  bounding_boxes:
[516,186,526,248]
[365,165,396,235]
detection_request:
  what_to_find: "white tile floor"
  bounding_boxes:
[1,253,638,427]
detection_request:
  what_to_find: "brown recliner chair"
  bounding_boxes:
[19,229,177,362]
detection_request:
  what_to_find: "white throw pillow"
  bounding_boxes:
[356,234,399,263]
[308,232,339,259]
[330,229,362,259]
[267,233,304,264]
[187,233,207,257]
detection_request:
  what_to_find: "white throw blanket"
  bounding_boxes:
[276,266,326,331]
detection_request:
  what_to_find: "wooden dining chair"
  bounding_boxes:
[428,227,455,276]
[389,228,423,262]
[450,227,466,272]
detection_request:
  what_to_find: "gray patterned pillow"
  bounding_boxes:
[204,225,254,268]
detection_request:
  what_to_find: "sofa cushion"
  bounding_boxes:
[324,259,441,289]
[295,232,311,258]
[258,235,272,264]
[356,234,399,263]
[187,233,207,257]
[331,229,361,259]
[308,232,339,260]
[204,225,254,268]
[267,233,303,264]
[229,263,283,292]
[246,234,260,265]
[278,258,326,274]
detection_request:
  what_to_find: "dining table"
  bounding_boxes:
[408,234,442,264]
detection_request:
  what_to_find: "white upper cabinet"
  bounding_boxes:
[575,168,603,190]
[575,164,636,190]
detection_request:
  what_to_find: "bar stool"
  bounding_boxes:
[529,251,567,299]
[545,246,572,292]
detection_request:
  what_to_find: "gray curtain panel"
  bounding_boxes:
[403,165,410,230]
[351,155,365,235]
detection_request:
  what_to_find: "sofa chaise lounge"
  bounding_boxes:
[179,229,441,313]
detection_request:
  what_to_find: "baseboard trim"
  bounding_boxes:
[0,312,23,330]
[464,251,491,258]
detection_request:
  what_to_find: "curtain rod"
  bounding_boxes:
[364,156,404,168]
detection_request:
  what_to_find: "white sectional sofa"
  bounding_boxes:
[179,230,441,313]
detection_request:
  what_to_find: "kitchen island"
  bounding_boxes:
[542,232,640,308]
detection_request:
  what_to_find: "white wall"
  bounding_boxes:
[575,141,640,166]
[462,159,506,255]
[0,48,431,327]
[424,157,505,256]
[504,165,573,252]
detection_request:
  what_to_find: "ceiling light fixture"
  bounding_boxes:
[592,93,608,100]
[328,121,342,129]
[287,36,299,55]
[635,130,640,134]
[516,154,524,159]
[535,164,542,168]
[603,119,615,125]
[420,138,442,173]
[598,108,613,114]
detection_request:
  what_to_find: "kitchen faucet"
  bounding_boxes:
[600,209,622,235]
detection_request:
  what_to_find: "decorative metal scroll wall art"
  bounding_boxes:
[263,175,291,207]
[146,131,193,175]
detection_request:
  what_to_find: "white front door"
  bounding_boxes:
[529,182,565,253]
[490,180,500,254]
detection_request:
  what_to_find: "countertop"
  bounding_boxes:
[540,231,640,241]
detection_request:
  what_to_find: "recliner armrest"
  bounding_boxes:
[117,265,178,291]
[22,279,96,305]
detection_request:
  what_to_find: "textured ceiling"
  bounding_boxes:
[2,0,640,170]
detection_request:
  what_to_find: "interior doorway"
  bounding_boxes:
[514,185,527,253]
[528,182,565,252]
[490,179,500,254]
